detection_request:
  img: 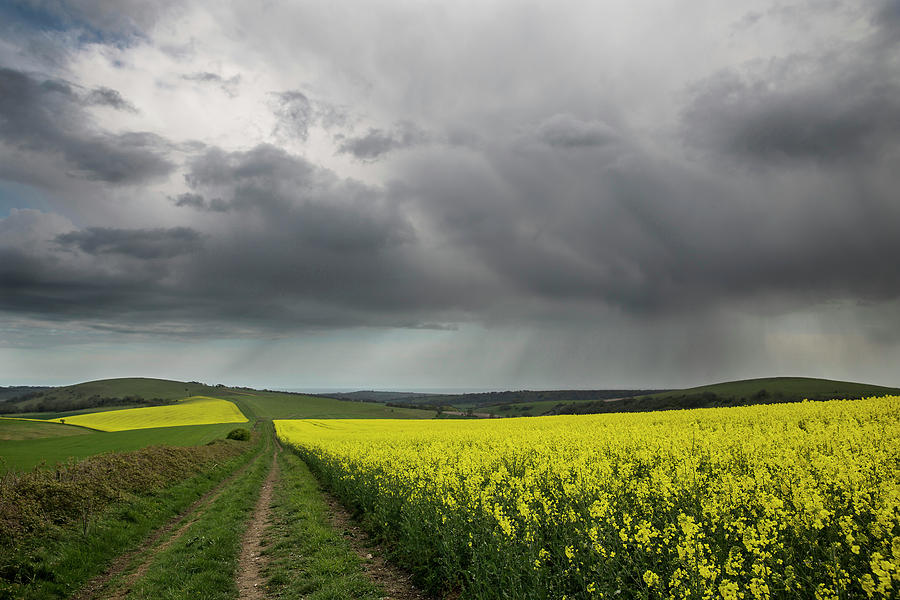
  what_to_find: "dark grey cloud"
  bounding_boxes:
[391,120,900,322]
[685,3,900,164]
[874,0,900,34]
[337,121,427,160]
[0,209,189,321]
[0,144,482,334]
[55,227,202,259]
[533,114,617,148]
[171,192,229,212]
[182,144,416,252]
[63,131,174,183]
[0,68,175,183]
[684,67,900,164]
[84,86,137,111]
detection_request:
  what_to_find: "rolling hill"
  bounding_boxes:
[0,377,437,421]
[0,377,217,414]
[545,376,900,415]
[0,378,436,472]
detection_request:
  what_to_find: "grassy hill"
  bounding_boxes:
[222,388,435,421]
[0,377,216,414]
[0,385,49,402]
[0,377,438,420]
[546,377,900,415]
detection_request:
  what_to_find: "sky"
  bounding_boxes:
[1,0,899,390]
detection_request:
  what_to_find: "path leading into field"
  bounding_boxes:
[73,431,429,600]
[236,449,280,599]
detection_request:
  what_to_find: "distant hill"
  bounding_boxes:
[325,390,434,403]
[546,377,900,415]
[0,378,438,421]
[0,386,50,403]
[379,389,671,409]
[0,378,219,415]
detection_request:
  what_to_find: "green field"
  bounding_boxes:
[221,389,435,421]
[0,422,242,472]
[0,418,92,441]
[7,404,147,420]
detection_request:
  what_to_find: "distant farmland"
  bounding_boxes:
[2,377,898,599]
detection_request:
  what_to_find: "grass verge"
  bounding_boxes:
[263,445,385,600]
[122,426,274,599]
[0,432,261,600]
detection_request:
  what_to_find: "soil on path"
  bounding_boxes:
[235,450,279,599]
[71,453,259,600]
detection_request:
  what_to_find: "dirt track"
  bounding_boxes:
[235,450,279,599]
[71,453,259,600]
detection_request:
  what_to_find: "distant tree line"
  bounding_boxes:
[544,389,856,416]
[1,394,175,414]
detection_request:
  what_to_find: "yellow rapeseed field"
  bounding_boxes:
[276,397,900,599]
[54,396,248,431]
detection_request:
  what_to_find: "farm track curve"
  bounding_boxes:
[71,443,265,600]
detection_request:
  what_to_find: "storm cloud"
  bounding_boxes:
[1,0,900,387]
[337,122,428,160]
[0,68,174,183]
[84,86,138,112]
[684,1,900,165]
[533,114,618,149]
[55,227,203,259]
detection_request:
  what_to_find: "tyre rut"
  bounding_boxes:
[235,448,279,599]
[71,446,263,600]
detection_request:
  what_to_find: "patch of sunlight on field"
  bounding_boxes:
[52,396,248,431]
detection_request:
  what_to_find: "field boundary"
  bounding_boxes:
[322,489,430,600]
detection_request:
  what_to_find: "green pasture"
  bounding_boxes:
[5,404,146,420]
[219,389,435,421]
[0,422,241,472]
[0,418,93,441]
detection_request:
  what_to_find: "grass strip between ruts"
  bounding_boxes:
[263,445,385,600]
[122,426,274,599]
[1,432,262,600]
